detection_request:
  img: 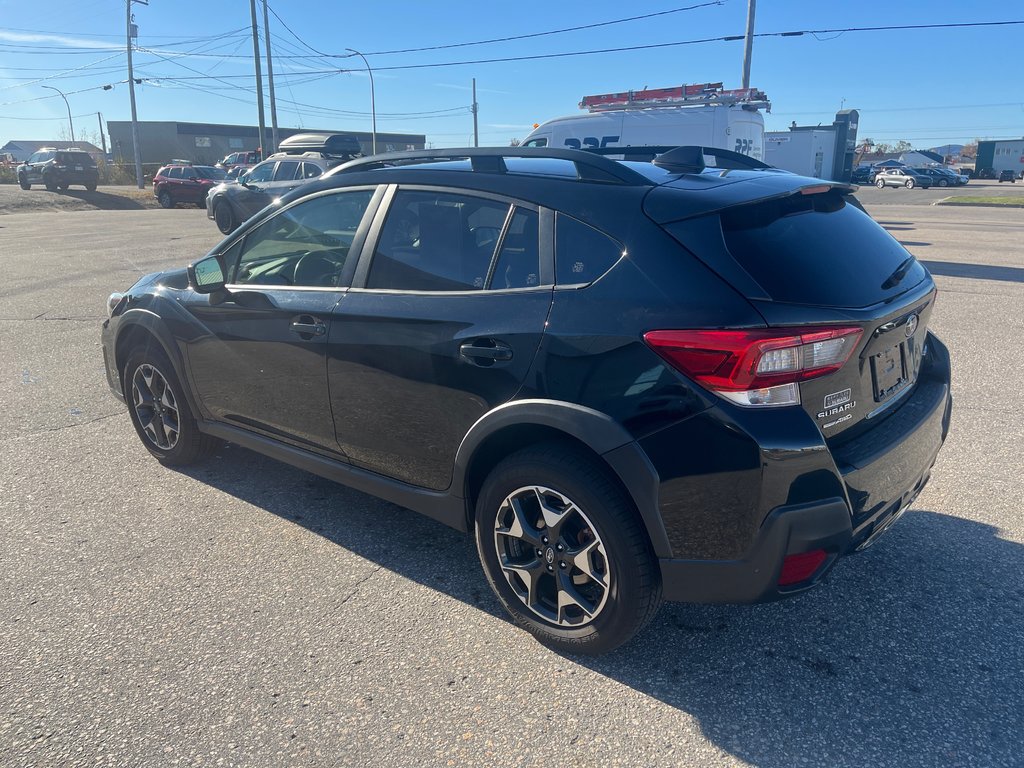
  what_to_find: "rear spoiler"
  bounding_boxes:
[584,145,774,173]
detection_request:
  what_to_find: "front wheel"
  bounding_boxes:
[905,179,915,189]
[475,443,662,655]
[213,201,236,234]
[938,179,948,187]
[18,175,30,190]
[123,347,219,466]
[876,179,885,188]
[85,183,97,192]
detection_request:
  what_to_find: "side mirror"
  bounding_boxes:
[187,254,227,294]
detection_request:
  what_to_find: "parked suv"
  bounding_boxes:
[998,170,1016,183]
[18,148,98,191]
[153,164,227,208]
[102,147,951,654]
[875,167,932,189]
[207,133,363,234]
[216,150,261,171]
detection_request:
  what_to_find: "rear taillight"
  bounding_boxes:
[643,326,862,407]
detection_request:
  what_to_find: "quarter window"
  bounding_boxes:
[367,190,512,292]
[300,162,322,179]
[555,214,624,286]
[231,189,376,288]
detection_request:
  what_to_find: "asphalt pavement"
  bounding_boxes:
[1,198,1022,767]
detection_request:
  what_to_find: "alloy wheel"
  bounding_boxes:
[493,485,611,627]
[131,363,180,450]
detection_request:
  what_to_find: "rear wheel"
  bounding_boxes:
[85,183,97,192]
[58,183,69,191]
[123,347,219,466]
[18,175,30,190]
[875,178,885,189]
[157,189,174,209]
[475,443,662,655]
[44,175,58,192]
[214,200,236,234]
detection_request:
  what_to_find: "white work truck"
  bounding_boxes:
[522,84,770,161]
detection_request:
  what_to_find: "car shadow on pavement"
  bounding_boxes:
[921,260,1024,284]
[57,189,150,210]
[177,446,1023,767]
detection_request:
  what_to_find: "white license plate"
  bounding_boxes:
[74,165,83,170]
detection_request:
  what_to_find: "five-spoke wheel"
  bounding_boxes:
[131,363,180,450]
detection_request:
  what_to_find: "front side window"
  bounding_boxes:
[167,167,182,179]
[230,189,376,288]
[555,213,624,286]
[244,161,275,183]
[27,152,43,163]
[366,190,512,292]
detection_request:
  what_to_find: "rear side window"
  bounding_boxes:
[555,213,624,286]
[300,162,322,179]
[716,192,927,307]
[491,208,540,290]
[367,190,511,292]
[274,160,300,181]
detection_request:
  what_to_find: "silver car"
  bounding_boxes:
[874,168,933,189]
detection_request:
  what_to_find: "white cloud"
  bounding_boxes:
[0,30,113,49]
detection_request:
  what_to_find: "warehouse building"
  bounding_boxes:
[976,139,1024,176]
[106,121,425,165]
[763,110,859,182]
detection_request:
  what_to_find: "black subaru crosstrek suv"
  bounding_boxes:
[101,146,952,654]
[18,148,99,191]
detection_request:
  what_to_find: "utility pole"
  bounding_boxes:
[740,0,756,89]
[97,112,107,155]
[472,78,479,148]
[346,49,376,155]
[249,0,267,159]
[261,0,279,154]
[126,0,145,189]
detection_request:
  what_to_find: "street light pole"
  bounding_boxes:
[126,0,144,189]
[346,48,376,155]
[41,85,74,142]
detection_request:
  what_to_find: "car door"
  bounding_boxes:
[183,186,383,453]
[328,185,553,490]
[232,159,277,218]
[264,159,308,200]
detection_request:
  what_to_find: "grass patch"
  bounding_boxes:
[937,196,1024,208]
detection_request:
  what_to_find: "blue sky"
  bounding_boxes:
[1,0,1021,151]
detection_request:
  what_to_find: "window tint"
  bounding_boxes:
[300,162,322,179]
[244,161,275,183]
[716,191,927,307]
[273,160,300,181]
[367,190,511,292]
[231,189,375,288]
[490,208,540,289]
[523,138,548,147]
[27,153,42,163]
[555,214,624,285]
[167,167,182,179]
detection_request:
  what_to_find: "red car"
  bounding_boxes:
[152,165,227,209]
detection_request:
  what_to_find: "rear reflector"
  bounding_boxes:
[778,549,828,586]
[643,326,862,408]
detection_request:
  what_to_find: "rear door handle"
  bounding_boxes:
[460,340,513,364]
[290,315,327,337]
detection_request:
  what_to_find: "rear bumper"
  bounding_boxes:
[659,498,852,603]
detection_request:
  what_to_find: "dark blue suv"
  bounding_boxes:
[101,147,952,654]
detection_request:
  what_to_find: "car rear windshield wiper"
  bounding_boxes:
[881,256,916,289]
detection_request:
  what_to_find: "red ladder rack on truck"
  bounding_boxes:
[580,83,770,112]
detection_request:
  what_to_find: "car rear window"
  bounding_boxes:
[702,191,927,308]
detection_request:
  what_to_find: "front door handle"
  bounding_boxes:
[459,340,513,365]
[290,315,326,338]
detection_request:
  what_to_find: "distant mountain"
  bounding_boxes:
[928,144,965,156]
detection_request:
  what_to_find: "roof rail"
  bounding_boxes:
[331,147,653,185]
[583,145,773,174]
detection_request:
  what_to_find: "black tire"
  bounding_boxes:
[44,175,58,192]
[196,201,206,209]
[85,183,97,192]
[123,346,219,466]
[875,179,885,189]
[213,200,236,234]
[18,175,30,190]
[158,189,174,209]
[905,179,915,189]
[474,443,662,655]
[58,183,69,191]
[938,179,948,187]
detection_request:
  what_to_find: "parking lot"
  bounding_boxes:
[1,190,1022,767]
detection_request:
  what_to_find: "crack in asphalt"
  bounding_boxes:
[10,411,125,441]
